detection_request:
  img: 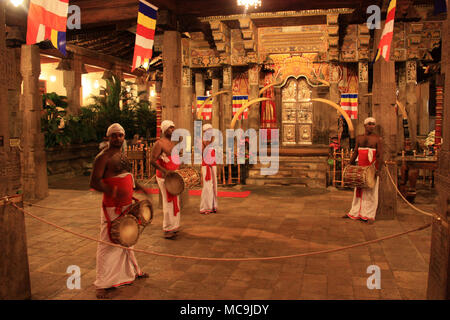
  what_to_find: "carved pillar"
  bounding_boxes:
[20,44,49,201]
[212,75,220,129]
[63,54,82,115]
[155,80,162,138]
[161,31,182,125]
[181,67,193,140]
[372,17,397,220]
[329,63,341,139]
[427,12,450,300]
[195,71,205,126]
[418,82,430,136]
[358,62,370,136]
[0,2,32,298]
[406,60,418,149]
[248,64,259,130]
[221,65,232,133]
[397,62,407,151]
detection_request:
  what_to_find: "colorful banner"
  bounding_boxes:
[196,96,212,120]
[132,0,158,71]
[374,0,397,62]
[232,95,248,120]
[340,93,358,119]
[26,0,69,55]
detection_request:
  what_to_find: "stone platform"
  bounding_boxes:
[24,176,435,300]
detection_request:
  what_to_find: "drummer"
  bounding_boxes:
[344,117,383,223]
[90,123,149,299]
[200,124,218,214]
[150,120,181,239]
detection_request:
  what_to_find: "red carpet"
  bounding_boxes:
[93,188,251,198]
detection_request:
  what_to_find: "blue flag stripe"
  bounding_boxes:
[139,1,157,19]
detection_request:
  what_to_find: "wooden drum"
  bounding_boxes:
[110,214,139,247]
[343,165,376,189]
[128,199,153,227]
[165,168,200,195]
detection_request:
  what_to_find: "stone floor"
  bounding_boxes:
[23,175,437,300]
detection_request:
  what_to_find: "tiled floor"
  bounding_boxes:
[24,176,436,300]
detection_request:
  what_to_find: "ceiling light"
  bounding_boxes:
[10,0,24,7]
[237,0,261,10]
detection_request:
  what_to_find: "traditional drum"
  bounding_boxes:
[343,164,376,189]
[127,199,153,227]
[165,167,200,195]
[109,214,139,247]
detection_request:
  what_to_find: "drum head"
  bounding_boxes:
[365,165,376,188]
[139,200,153,225]
[118,216,139,247]
[165,171,184,195]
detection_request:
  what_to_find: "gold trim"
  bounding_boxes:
[200,8,354,22]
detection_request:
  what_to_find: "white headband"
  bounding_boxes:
[364,117,376,125]
[202,124,213,132]
[161,120,175,134]
[106,123,125,137]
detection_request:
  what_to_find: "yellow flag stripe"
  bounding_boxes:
[137,13,156,30]
[51,29,59,49]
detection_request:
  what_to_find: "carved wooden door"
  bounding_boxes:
[281,78,313,146]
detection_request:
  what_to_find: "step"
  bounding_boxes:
[246,176,326,188]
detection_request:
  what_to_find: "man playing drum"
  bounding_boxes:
[200,124,218,214]
[151,120,181,239]
[90,123,149,299]
[344,117,383,223]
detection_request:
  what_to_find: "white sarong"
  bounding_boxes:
[156,176,181,231]
[347,148,379,221]
[200,165,218,214]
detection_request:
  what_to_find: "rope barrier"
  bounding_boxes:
[8,201,431,262]
[383,163,443,223]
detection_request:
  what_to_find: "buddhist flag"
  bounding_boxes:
[197,96,212,120]
[232,95,249,120]
[26,0,69,55]
[341,93,358,119]
[132,0,158,71]
[374,0,396,62]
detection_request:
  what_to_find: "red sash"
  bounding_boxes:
[356,149,377,198]
[156,155,180,216]
[202,149,216,181]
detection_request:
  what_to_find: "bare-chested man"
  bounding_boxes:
[90,123,149,299]
[150,120,181,239]
[344,117,383,223]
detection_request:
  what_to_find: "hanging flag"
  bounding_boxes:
[374,0,397,62]
[340,93,358,119]
[26,0,69,55]
[232,95,249,120]
[132,0,158,71]
[196,96,212,120]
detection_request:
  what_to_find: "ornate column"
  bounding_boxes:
[0,1,31,299]
[20,44,49,201]
[212,71,220,129]
[329,63,341,139]
[397,62,407,151]
[221,65,232,134]
[248,64,260,130]
[372,7,397,220]
[406,60,418,148]
[426,11,450,300]
[161,30,182,124]
[63,54,82,115]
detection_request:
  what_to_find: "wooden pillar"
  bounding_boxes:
[195,71,205,126]
[181,67,193,138]
[329,63,341,138]
[212,76,220,129]
[0,1,32,299]
[372,11,397,220]
[63,54,82,115]
[398,62,407,151]
[161,31,181,125]
[155,80,162,138]
[358,62,370,136]
[20,44,49,201]
[248,64,260,130]
[406,60,418,149]
[417,82,430,136]
[221,66,232,134]
[426,12,450,299]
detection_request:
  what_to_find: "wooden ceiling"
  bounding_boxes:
[5,0,439,64]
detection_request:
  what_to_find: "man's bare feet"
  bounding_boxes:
[136,272,149,280]
[96,288,115,299]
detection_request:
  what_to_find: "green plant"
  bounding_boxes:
[41,92,71,148]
